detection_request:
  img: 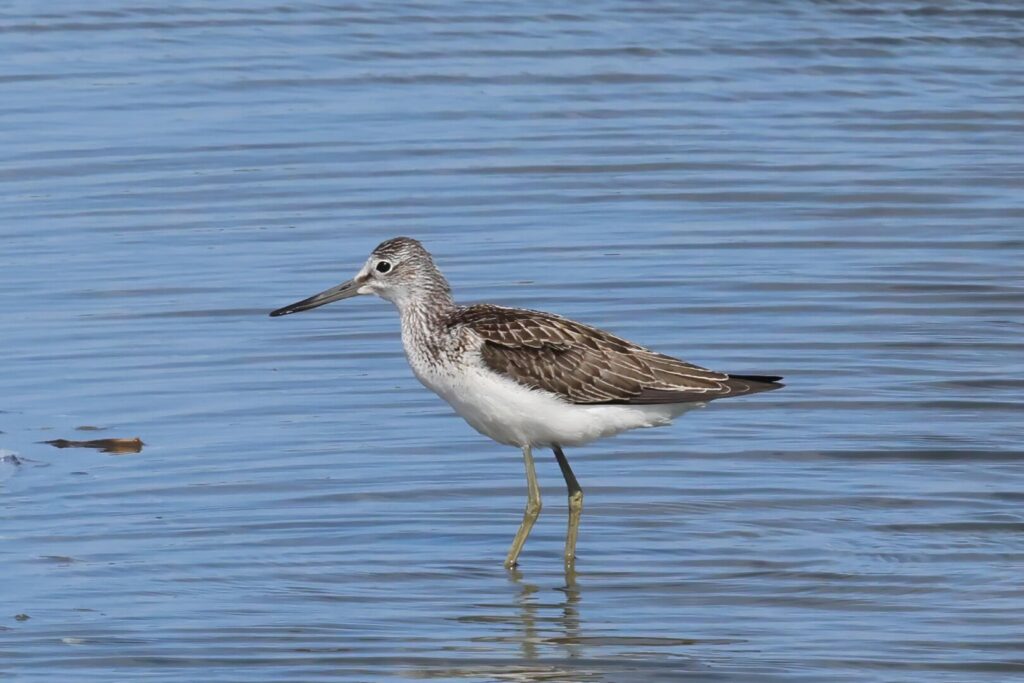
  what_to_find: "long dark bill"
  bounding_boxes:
[269,279,360,317]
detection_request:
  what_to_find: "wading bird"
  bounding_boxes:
[271,237,782,568]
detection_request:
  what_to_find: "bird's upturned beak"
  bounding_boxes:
[269,278,361,317]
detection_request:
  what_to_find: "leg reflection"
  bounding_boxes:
[556,563,583,658]
[506,567,540,660]
[506,565,585,662]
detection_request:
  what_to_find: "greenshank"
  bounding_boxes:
[271,237,782,568]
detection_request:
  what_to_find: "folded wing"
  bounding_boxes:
[451,305,782,405]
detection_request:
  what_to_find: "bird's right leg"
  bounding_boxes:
[553,444,583,568]
[505,445,542,568]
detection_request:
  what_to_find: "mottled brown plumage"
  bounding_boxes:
[450,304,782,405]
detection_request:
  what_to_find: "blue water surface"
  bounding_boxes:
[2,2,1023,681]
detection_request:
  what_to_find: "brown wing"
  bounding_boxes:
[449,305,781,405]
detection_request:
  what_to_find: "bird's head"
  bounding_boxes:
[270,236,450,317]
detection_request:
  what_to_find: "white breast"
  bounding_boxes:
[402,329,701,447]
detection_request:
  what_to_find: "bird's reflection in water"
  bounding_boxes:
[553,566,583,658]
[506,565,582,662]
[417,566,597,682]
[413,565,598,679]
[418,566,711,681]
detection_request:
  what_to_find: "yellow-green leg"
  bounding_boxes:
[553,444,583,568]
[505,445,542,569]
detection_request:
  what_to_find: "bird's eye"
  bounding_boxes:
[375,260,392,274]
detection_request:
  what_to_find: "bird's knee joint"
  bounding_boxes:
[568,490,583,508]
[526,501,542,517]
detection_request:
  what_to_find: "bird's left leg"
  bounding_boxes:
[552,444,583,567]
[505,445,542,569]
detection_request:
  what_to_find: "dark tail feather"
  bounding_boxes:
[729,374,783,384]
[724,373,785,397]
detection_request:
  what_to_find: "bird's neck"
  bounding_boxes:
[396,290,456,374]
[394,276,455,334]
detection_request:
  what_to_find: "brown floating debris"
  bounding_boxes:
[43,437,144,454]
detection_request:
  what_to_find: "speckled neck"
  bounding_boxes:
[395,270,456,349]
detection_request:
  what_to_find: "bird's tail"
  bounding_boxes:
[724,373,784,396]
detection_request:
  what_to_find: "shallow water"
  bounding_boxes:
[3,1,1024,681]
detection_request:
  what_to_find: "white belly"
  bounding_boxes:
[409,355,702,448]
